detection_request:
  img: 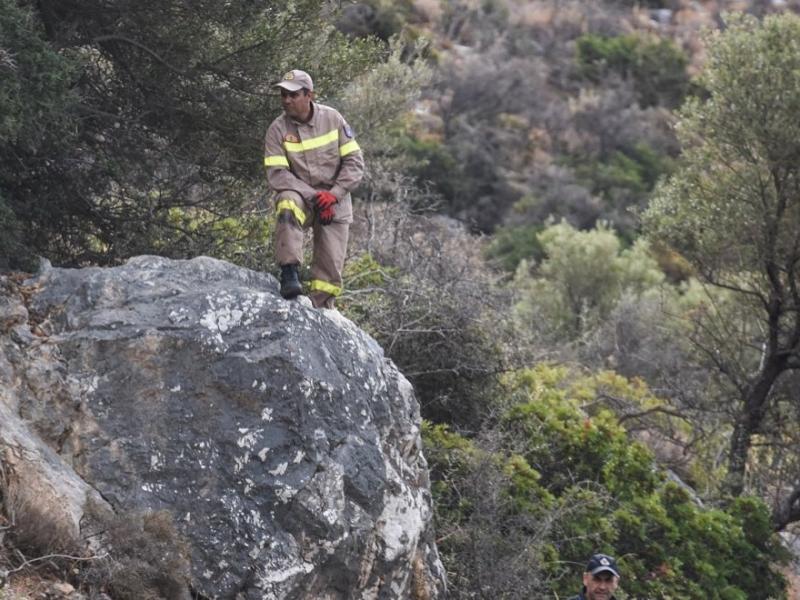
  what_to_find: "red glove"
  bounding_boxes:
[314,191,338,225]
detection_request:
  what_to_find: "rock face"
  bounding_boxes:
[0,256,446,599]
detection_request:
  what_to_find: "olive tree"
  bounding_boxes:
[513,221,664,340]
[644,13,800,528]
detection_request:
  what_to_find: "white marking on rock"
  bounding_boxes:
[247,509,264,529]
[259,562,314,584]
[276,486,297,503]
[150,453,164,470]
[234,453,250,473]
[269,462,288,476]
[323,508,338,525]
[237,429,261,449]
[379,487,423,562]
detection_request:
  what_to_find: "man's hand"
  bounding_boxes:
[314,191,338,225]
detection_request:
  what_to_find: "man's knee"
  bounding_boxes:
[275,198,306,228]
[277,211,299,226]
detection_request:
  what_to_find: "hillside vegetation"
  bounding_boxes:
[3,0,800,598]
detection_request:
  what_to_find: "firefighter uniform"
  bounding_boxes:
[264,71,364,309]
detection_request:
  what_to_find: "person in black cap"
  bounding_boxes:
[568,553,620,600]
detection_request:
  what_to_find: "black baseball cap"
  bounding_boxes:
[586,554,620,578]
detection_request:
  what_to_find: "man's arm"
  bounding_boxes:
[264,121,317,200]
[329,118,365,201]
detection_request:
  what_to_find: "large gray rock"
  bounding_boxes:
[0,256,445,599]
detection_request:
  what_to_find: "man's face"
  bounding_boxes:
[281,88,312,122]
[583,571,619,600]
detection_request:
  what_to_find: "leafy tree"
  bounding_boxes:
[643,13,800,526]
[334,36,434,208]
[514,221,664,339]
[0,0,79,269]
[425,365,789,599]
[0,0,382,269]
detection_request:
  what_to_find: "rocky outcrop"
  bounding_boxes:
[0,256,445,599]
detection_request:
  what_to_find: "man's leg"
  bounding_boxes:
[274,192,309,299]
[309,220,349,309]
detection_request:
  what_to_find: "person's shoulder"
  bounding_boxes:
[314,103,347,122]
[266,112,289,131]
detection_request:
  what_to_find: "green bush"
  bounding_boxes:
[485,223,545,273]
[574,143,674,201]
[576,33,690,108]
[399,135,459,202]
[513,221,665,339]
[336,0,415,40]
[424,364,789,599]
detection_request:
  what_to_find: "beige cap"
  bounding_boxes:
[275,69,314,92]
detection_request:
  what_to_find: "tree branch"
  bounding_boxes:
[4,550,109,576]
[92,35,188,76]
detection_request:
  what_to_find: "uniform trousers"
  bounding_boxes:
[274,190,350,309]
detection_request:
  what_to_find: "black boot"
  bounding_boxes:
[279,264,302,299]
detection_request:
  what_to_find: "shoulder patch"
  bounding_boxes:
[284,134,299,143]
[343,125,354,139]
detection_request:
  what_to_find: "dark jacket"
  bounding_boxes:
[568,591,618,600]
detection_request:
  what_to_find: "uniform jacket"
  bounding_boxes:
[263,102,364,204]
[569,591,618,600]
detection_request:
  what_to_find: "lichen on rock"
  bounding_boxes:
[0,256,446,599]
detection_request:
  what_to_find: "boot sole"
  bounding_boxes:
[280,285,303,299]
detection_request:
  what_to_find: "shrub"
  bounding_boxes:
[576,32,690,108]
[513,221,664,339]
[343,205,520,428]
[79,503,192,600]
[398,135,459,203]
[425,364,790,599]
[484,223,545,273]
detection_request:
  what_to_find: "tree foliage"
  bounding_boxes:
[425,365,789,599]
[0,0,382,269]
[514,221,664,339]
[576,32,690,108]
[644,12,800,522]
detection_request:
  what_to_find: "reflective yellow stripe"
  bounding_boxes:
[310,279,342,296]
[339,140,360,156]
[284,129,339,153]
[264,155,290,167]
[276,199,306,226]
